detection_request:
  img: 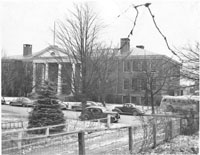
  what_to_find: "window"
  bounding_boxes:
[181,90,183,95]
[137,79,141,91]
[123,96,130,103]
[124,104,129,108]
[141,79,146,90]
[163,99,167,102]
[131,96,137,103]
[150,60,158,72]
[92,108,101,115]
[133,60,142,71]
[142,61,147,71]
[124,61,131,72]
[23,98,29,102]
[123,79,129,89]
[131,79,141,91]
[132,78,138,90]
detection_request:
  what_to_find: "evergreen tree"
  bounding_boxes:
[28,81,65,133]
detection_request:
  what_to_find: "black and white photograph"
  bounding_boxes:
[1,0,199,154]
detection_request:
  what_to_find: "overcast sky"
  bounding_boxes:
[1,0,200,58]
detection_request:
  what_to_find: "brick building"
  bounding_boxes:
[2,39,181,105]
[109,38,181,105]
[1,44,79,98]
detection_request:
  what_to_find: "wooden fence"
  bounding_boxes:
[2,114,199,155]
[1,121,26,130]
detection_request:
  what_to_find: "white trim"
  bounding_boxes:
[57,63,62,95]
[123,78,129,90]
[32,63,36,93]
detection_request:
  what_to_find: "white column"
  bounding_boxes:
[57,63,62,95]
[41,64,45,85]
[138,97,141,105]
[71,63,76,95]
[45,63,49,81]
[32,63,36,93]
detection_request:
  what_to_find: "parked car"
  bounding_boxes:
[112,103,144,116]
[1,97,6,105]
[71,101,103,111]
[79,106,120,123]
[10,97,37,107]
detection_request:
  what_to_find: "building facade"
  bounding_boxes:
[111,38,181,105]
[2,39,181,105]
[1,44,79,98]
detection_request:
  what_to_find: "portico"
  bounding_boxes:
[31,46,78,96]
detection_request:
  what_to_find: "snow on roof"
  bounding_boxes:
[2,55,31,60]
[130,47,161,56]
[2,45,68,61]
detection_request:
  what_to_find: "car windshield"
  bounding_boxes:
[23,98,30,102]
[87,101,97,106]
[101,107,111,112]
[124,103,136,107]
[16,98,22,101]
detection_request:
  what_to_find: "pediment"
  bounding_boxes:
[32,46,69,59]
[38,49,68,58]
[31,46,74,63]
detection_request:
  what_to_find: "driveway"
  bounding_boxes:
[1,105,145,126]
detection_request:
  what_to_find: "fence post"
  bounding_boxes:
[46,127,49,136]
[180,118,182,134]
[45,127,50,145]
[169,120,172,139]
[164,119,169,141]
[78,131,85,155]
[21,121,23,129]
[128,127,133,154]
[152,118,157,148]
[18,131,22,150]
[107,114,111,128]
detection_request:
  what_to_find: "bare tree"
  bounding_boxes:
[56,3,104,111]
[89,47,119,106]
[177,42,199,90]
[141,56,181,114]
[1,60,33,97]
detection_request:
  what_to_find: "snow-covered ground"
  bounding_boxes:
[2,104,199,155]
[138,132,199,155]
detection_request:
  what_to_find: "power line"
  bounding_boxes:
[106,4,133,26]
[126,3,183,61]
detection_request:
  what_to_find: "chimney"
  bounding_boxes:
[23,44,32,56]
[136,45,144,49]
[120,38,130,54]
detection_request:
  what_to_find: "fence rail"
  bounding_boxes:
[2,114,199,155]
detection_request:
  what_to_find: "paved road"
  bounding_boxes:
[1,105,142,125]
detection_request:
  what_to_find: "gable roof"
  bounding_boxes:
[118,47,181,65]
[30,45,67,59]
[130,47,160,56]
[2,45,72,62]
